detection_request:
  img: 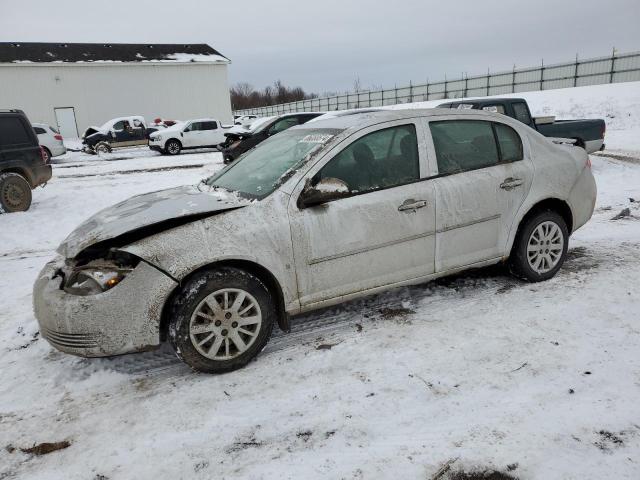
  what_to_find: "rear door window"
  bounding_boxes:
[202,121,218,130]
[0,116,33,146]
[429,120,499,175]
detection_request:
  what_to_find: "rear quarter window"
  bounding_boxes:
[34,127,47,135]
[494,123,523,162]
[0,116,33,146]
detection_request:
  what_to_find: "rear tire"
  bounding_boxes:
[168,267,275,373]
[165,139,182,155]
[509,210,568,282]
[0,173,32,213]
[42,147,51,163]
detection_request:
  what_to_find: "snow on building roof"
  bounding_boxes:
[0,43,230,64]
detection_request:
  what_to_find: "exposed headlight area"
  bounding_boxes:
[62,251,140,296]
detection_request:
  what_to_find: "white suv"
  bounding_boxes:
[148,119,226,155]
[32,123,66,162]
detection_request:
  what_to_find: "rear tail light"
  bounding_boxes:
[601,123,606,138]
[54,134,63,141]
[40,146,48,164]
[586,156,592,169]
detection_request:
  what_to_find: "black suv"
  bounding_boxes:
[221,113,324,164]
[0,109,52,213]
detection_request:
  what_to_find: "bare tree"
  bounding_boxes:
[231,80,318,110]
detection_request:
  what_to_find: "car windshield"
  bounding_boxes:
[205,128,342,199]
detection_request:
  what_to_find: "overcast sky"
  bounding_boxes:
[2,0,639,94]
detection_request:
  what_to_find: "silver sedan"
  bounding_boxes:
[33,108,596,373]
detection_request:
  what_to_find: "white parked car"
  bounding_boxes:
[34,109,596,373]
[148,119,226,155]
[234,114,258,126]
[32,123,66,162]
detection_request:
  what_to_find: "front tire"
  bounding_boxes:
[0,172,32,213]
[509,211,568,282]
[165,139,182,155]
[95,142,112,154]
[168,267,275,373]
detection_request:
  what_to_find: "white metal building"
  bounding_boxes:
[0,42,233,138]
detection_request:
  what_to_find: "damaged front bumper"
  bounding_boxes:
[33,255,177,357]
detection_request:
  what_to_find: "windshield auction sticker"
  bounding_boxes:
[299,134,334,144]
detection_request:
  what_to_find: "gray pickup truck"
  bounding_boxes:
[438,98,606,153]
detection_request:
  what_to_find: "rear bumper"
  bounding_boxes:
[568,166,597,232]
[32,164,52,187]
[584,139,604,154]
[33,255,177,357]
[50,144,67,157]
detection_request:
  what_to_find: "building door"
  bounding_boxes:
[54,107,78,139]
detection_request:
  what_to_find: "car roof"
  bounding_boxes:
[293,107,505,130]
[440,98,526,106]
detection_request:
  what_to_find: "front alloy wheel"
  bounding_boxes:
[169,267,275,373]
[189,288,262,361]
[165,140,181,155]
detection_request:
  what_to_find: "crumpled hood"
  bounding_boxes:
[82,126,106,139]
[58,184,251,258]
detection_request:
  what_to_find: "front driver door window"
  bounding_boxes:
[112,120,130,143]
[288,123,437,307]
[182,122,201,147]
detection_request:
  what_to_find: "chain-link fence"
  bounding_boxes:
[233,50,640,116]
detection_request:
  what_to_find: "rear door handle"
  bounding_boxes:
[500,177,523,191]
[398,199,428,212]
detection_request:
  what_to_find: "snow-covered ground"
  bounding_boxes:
[1,83,640,479]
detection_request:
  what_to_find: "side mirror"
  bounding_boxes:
[297,177,350,209]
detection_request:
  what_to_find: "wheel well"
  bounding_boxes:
[167,138,182,147]
[515,198,574,242]
[573,137,585,148]
[159,259,289,341]
[0,168,33,187]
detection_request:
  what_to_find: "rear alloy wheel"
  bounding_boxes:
[165,139,181,155]
[509,211,568,282]
[169,267,275,373]
[0,172,32,213]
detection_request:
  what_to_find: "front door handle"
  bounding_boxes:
[398,199,428,212]
[500,177,523,191]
